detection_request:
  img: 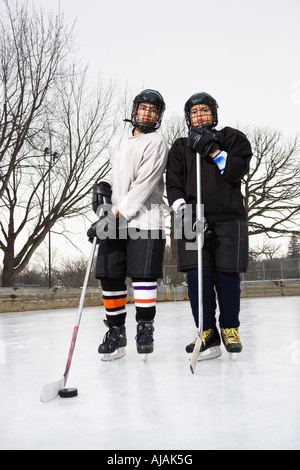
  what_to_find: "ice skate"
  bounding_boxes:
[221,328,242,360]
[136,320,154,361]
[186,326,222,361]
[98,320,127,361]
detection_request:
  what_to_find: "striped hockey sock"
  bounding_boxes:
[132,280,157,322]
[101,278,127,326]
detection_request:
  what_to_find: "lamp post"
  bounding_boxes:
[44,147,61,288]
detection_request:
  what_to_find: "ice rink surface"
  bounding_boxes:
[0,296,300,450]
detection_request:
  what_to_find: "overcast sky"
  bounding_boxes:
[34,0,300,136]
[2,0,299,265]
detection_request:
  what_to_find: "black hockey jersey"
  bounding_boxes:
[166,126,252,221]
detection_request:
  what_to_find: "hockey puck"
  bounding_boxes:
[59,388,78,398]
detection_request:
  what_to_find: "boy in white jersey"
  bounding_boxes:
[88,90,168,360]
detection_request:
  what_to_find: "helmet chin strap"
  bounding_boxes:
[123,119,157,134]
[135,122,156,133]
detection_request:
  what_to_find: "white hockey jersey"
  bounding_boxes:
[108,127,169,230]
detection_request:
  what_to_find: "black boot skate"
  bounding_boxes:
[136,320,154,357]
[221,328,242,361]
[186,326,222,361]
[98,320,127,361]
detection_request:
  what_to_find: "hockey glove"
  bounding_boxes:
[87,209,118,242]
[96,209,118,240]
[92,181,112,214]
[187,127,219,157]
[175,207,212,241]
[87,221,100,244]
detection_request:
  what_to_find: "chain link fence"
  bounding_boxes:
[162,258,300,284]
[241,258,300,281]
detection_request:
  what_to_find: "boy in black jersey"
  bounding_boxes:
[166,92,252,359]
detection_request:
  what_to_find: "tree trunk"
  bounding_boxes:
[2,243,16,287]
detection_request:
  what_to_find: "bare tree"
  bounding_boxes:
[0,0,74,199]
[0,1,120,286]
[249,238,282,261]
[243,126,300,238]
[54,255,98,288]
[160,113,187,146]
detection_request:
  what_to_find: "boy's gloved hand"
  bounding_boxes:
[187,126,219,157]
[87,209,118,242]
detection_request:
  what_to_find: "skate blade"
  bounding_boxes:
[142,354,149,363]
[229,352,239,361]
[137,347,153,362]
[101,347,126,362]
[197,346,222,362]
[137,351,153,362]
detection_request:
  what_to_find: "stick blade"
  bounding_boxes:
[40,377,64,402]
[189,335,202,374]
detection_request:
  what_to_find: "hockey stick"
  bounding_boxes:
[40,234,98,402]
[40,182,112,402]
[190,152,204,374]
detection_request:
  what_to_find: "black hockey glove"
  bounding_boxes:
[87,221,100,244]
[194,219,212,239]
[92,181,112,214]
[87,209,118,242]
[175,207,212,241]
[187,127,219,157]
[96,210,118,239]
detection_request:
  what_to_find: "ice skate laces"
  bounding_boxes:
[136,322,154,345]
[190,329,213,346]
[103,326,123,347]
[202,329,213,346]
[221,328,240,345]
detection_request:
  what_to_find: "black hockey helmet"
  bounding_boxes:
[131,89,166,133]
[184,92,218,129]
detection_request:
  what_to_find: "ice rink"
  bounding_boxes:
[0,296,300,450]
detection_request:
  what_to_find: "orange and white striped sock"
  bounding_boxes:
[102,282,127,326]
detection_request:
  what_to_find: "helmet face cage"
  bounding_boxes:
[184,92,218,130]
[131,89,166,133]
